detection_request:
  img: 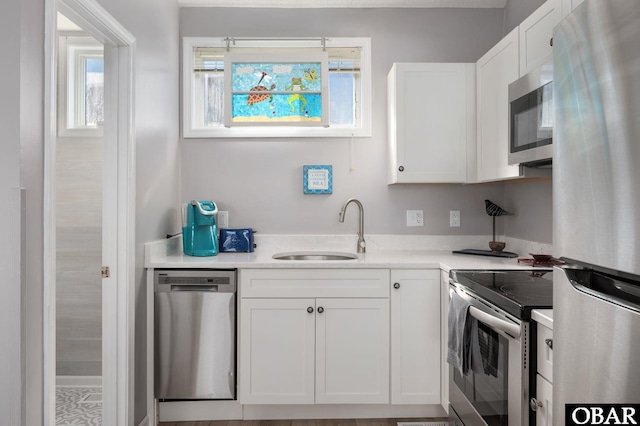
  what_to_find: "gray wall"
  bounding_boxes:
[179,6,552,244]
[0,0,180,424]
[504,0,546,33]
[180,8,508,238]
[94,0,181,421]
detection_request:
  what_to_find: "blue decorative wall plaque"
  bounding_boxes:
[303,165,332,194]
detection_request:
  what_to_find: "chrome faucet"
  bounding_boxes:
[338,198,366,253]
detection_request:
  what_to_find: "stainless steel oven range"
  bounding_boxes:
[448,269,553,426]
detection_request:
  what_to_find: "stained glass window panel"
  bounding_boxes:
[225,53,328,126]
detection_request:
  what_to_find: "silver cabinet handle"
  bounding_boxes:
[545,338,553,349]
[530,398,543,411]
[307,307,314,314]
[317,306,324,313]
[393,282,400,289]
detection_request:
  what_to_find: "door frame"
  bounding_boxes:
[43,0,136,424]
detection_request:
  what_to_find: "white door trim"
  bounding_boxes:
[43,0,136,425]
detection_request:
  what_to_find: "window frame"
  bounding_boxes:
[57,35,104,137]
[182,37,372,138]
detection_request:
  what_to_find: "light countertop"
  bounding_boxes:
[145,234,552,273]
[532,309,554,329]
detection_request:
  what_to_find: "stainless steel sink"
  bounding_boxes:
[272,251,358,261]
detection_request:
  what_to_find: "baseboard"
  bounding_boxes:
[56,375,102,387]
[158,400,445,422]
[243,404,446,420]
[159,400,243,422]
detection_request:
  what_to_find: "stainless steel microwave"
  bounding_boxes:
[508,60,553,166]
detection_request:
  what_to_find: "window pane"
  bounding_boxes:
[84,57,104,127]
[204,73,224,126]
[329,72,355,126]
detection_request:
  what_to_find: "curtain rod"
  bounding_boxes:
[224,37,326,51]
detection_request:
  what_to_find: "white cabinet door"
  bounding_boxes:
[519,0,562,75]
[561,0,584,17]
[390,270,441,405]
[315,298,390,404]
[476,28,522,182]
[239,298,316,404]
[388,63,476,184]
[537,323,553,383]
[536,374,553,426]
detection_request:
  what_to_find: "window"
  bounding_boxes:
[58,36,104,136]
[183,37,371,138]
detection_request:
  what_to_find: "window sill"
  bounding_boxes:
[183,126,371,139]
[58,127,104,138]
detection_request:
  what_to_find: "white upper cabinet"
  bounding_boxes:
[476,28,521,182]
[519,0,562,75]
[562,0,585,17]
[388,63,476,184]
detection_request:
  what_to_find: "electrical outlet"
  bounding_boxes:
[218,211,229,228]
[450,210,460,227]
[407,210,424,227]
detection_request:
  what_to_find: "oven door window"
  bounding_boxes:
[453,322,509,426]
[510,81,553,153]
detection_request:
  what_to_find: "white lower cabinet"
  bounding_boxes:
[533,319,554,425]
[536,375,553,426]
[240,298,316,404]
[239,269,390,405]
[390,270,441,405]
[315,298,390,404]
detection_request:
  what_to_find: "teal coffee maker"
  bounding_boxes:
[182,200,219,256]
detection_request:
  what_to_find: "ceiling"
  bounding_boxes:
[178,0,508,8]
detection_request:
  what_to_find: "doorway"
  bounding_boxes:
[54,12,104,424]
[43,0,136,425]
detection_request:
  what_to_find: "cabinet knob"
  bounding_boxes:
[545,338,553,349]
[530,398,543,411]
[550,37,553,47]
[317,306,324,314]
[398,166,404,172]
[393,282,400,289]
[307,307,314,314]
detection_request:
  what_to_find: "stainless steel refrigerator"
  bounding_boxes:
[553,0,640,423]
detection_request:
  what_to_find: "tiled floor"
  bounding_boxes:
[56,387,102,426]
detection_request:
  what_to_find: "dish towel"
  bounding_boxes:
[477,323,499,377]
[447,292,485,376]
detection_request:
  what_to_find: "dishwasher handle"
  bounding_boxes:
[170,284,220,292]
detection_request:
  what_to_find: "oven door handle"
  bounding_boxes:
[469,306,521,339]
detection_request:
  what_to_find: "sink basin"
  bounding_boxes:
[272,251,358,261]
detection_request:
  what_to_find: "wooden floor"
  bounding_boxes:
[161,418,448,426]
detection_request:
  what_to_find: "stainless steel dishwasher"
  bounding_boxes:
[154,269,236,400]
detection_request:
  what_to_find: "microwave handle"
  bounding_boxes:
[469,306,521,339]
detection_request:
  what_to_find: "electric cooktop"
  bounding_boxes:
[449,269,553,320]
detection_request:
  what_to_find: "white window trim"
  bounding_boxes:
[182,37,372,138]
[57,35,104,137]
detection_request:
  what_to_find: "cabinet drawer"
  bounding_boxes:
[240,269,389,298]
[537,323,553,382]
